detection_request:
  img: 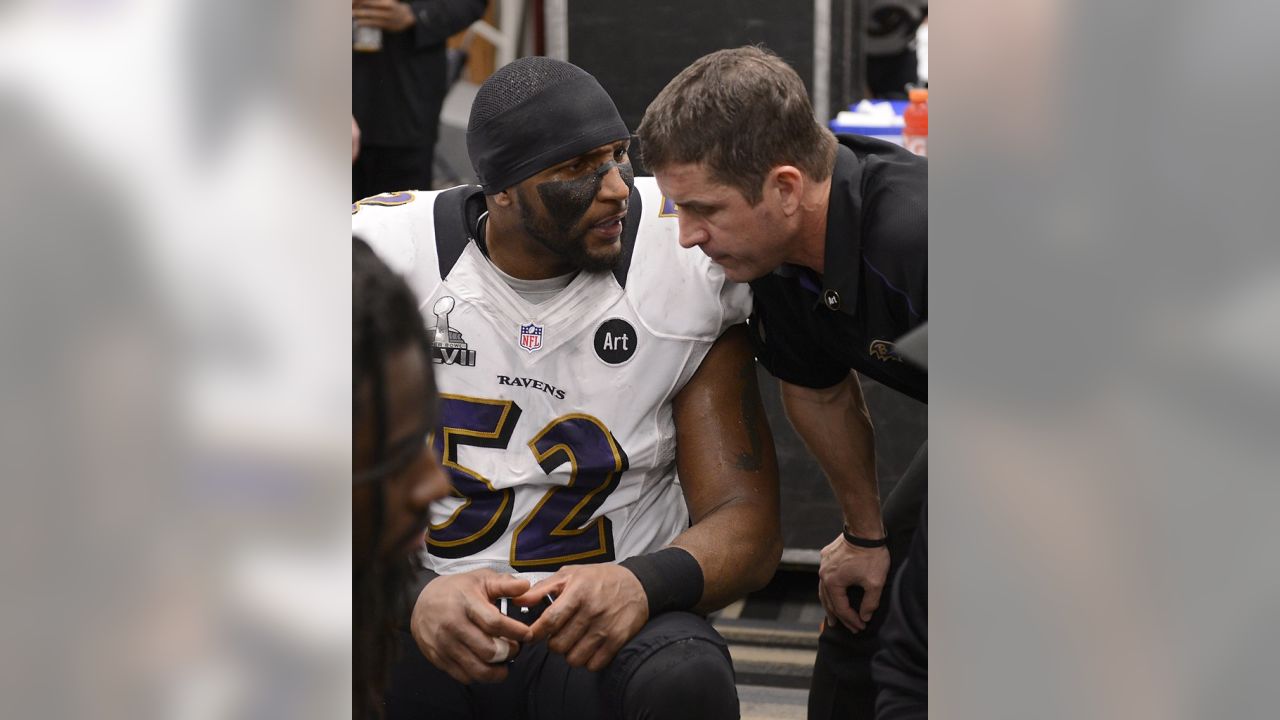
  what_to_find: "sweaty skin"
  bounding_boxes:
[517,161,635,272]
[536,161,635,235]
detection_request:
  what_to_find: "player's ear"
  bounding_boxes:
[491,188,515,208]
[767,166,804,217]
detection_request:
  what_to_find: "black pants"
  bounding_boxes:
[808,443,927,720]
[873,497,928,720]
[353,143,436,202]
[385,610,739,720]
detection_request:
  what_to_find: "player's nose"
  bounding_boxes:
[598,164,629,201]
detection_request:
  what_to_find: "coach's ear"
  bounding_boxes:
[767,165,804,217]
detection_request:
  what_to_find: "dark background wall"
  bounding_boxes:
[566,0,862,152]
[758,369,926,550]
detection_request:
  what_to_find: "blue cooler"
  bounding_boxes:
[829,100,908,147]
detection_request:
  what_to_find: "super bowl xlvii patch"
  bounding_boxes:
[429,296,477,366]
[594,318,637,365]
[868,339,903,362]
[519,323,544,353]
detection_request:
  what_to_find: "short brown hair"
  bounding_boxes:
[638,46,837,205]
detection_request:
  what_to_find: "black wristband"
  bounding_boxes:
[619,547,704,617]
[842,526,889,548]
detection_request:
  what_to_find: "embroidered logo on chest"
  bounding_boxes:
[429,296,477,366]
[519,323,544,353]
[868,339,903,362]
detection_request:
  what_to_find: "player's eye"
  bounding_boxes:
[614,146,627,161]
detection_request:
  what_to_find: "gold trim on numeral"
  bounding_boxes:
[510,413,624,567]
[351,190,416,214]
[427,394,518,548]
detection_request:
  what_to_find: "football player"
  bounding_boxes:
[353,57,782,719]
[353,237,451,719]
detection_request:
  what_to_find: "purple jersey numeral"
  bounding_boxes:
[426,397,627,569]
[512,416,629,569]
[427,396,521,557]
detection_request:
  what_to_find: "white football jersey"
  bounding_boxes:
[353,178,750,581]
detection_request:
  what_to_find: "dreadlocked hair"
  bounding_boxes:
[353,236,435,470]
[352,236,436,720]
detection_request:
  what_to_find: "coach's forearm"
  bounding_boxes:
[780,375,883,537]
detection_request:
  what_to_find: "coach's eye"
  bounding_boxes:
[614,147,627,161]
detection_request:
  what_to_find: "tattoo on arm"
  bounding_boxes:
[734,355,765,471]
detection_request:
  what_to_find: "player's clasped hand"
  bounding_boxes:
[410,569,535,684]
[517,564,649,672]
[818,534,890,634]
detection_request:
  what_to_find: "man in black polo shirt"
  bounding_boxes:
[352,0,487,200]
[638,46,926,720]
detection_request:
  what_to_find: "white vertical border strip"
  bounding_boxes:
[545,0,569,60]
[813,0,831,122]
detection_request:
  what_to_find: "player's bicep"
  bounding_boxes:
[672,324,779,522]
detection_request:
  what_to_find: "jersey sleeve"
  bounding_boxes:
[625,178,751,342]
[351,191,443,300]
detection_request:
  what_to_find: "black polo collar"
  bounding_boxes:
[815,142,864,316]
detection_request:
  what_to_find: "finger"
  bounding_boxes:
[528,591,576,641]
[484,573,533,601]
[446,625,516,681]
[434,628,507,684]
[823,578,865,633]
[465,600,533,642]
[545,605,593,658]
[564,626,610,668]
[585,635,623,673]
[816,578,836,622]
[449,653,508,685]
[512,574,564,606]
[858,583,884,623]
[485,636,520,664]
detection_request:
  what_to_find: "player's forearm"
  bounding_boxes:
[780,376,884,537]
[673,498,782,612]
[667,325,782,611]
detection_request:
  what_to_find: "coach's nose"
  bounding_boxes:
[678,216,709,249]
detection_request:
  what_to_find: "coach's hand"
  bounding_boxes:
[518,564,648,672]
[818,535,890,633]
[410,569,534,684]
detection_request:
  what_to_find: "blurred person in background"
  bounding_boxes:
[354,115,362,163]
[865,1,928,98]
[354,56,781,719]
[640,46,927,720]
[352,0,487,201]
[354,237,451,719]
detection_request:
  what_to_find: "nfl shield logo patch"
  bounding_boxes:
[519,323,543,353]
